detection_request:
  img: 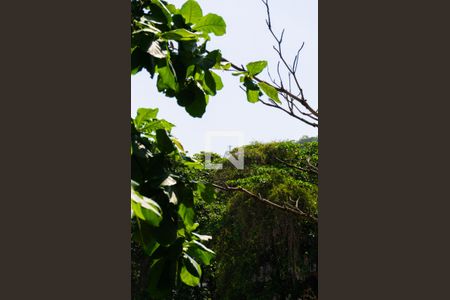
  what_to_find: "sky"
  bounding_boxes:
[131,0,318,155]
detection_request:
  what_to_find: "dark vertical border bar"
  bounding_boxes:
[320,0,450,299]
[1,0,130,299]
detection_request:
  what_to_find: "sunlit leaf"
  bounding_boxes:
[187,240,215,265]
[243,78,261,103]
[180,0,203,24]
[134,108,159,129]
[258,81,281,104]
[131,187,163,227]
[246,60,268,76]
[160,28,199,41]
[180,254,201,286]
[193,13,226,36]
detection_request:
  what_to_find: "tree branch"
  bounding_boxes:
[212,183,318,222]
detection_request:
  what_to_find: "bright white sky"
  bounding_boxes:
[131,0,318,155]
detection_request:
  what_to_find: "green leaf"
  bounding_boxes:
[180,254,201,286]
[221,62,232,70]
[156,129,175,153]
[185,64,196,79]
[243,78,261,103]
[180,0,203,24]
[203,70,217,95]
[193,13,226,36]
[156,65,177,92]
[246,60,268,76]
[178,202,195,229]
[187,240,215,265]
[134,108,159,129]
[172,138,185,152]
[258,82,281,104]
[199,50,222,69]
[210,70,223,91]
[131,188,163,227]
[246,89,260,103]
[140,119,175,134]
[160,28,199,41]
[176,82,208,118]
[165,3,178,14]
[149,0,173,25]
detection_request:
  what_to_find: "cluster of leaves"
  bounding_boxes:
[232,60,281,104]
[131,108,217,299]
[131,0,229,117]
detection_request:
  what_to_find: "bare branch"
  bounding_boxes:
[213,0,319,126]
[212,182,317,221]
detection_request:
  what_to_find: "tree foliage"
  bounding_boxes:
[130,1,319,298]
[131,0,228,118]
[131,108,217,299]
[174,140,318,300]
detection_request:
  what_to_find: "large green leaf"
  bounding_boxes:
[131,187,163,227]
[193,13,226,36]
[180,0,203,24]
[246,89,260,103]
[134,108,159,129]
[210,70,223,91]
[176,82,208,117]
[180,254,202,286]
[258,82,281,104]
[203,70,217,95]
[178,202,195,229]
[187,240,215,265]
[149,0,173,26]
[156,65,177,92]
[160,28,199,41]
[203,70,223,96]
[246,60,268,76]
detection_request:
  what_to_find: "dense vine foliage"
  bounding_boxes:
[174,139,318,299]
